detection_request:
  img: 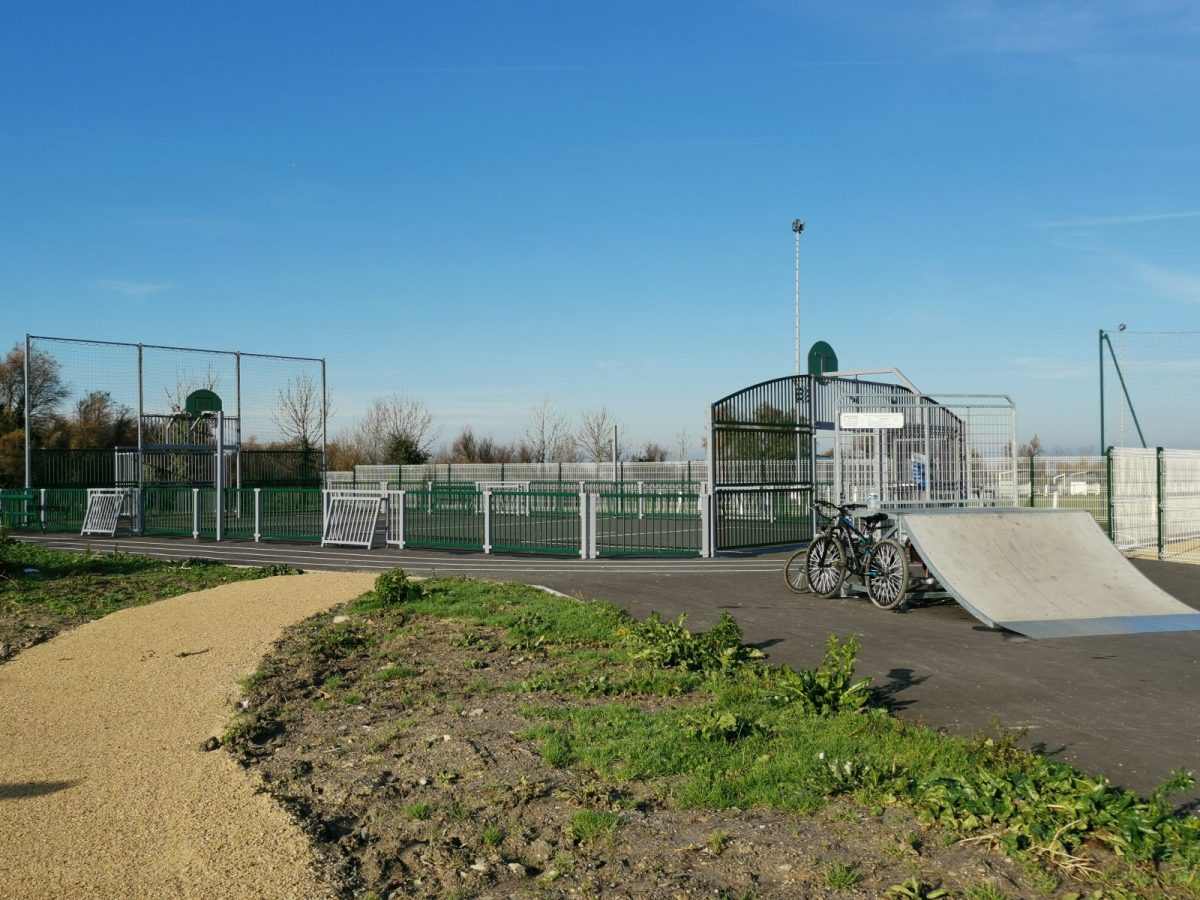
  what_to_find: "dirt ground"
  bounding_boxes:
[227,605,1127,899]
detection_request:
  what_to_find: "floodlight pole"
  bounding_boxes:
[792,219,805,376]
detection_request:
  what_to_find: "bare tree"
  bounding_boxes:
[164,364,221,414]
[632,441,669,462]
[576,407,624,462]
[1017,433,1042,457]
[345,392,440,464]
[445,425,520,463]
[271,374,327,451]
[673,428,692,462]
[0,343,69,432]
[520,397,576,463]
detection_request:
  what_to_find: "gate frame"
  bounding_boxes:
[708,369,1016,553]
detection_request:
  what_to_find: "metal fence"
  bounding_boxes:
[20,334,326,490]
[328,460,707,488]
[11,451,1200,564]
[833,393,1017,509]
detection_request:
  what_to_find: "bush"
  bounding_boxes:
[767,634,872,716]
[374,568,421,605]
[630,611,764,673]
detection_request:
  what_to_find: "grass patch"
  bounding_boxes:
[566,809,619,846]
[235,568,1200,896]
[0,538,297,662]
[404,802,433,820]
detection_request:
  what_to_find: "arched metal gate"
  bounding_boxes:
[708,374,1016,552]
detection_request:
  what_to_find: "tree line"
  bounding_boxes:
[323,395,694,471]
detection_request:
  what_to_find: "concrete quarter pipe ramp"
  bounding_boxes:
[897,508,1200,638]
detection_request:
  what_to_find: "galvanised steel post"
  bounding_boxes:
[235,352,242,491]
[1157,447,1165,560]
[137,343,145,533]
[215,411,225,541]
[706,405,717,553]
[23,334,31,488]
[1010,405,1018,507]
[320,358,328,477]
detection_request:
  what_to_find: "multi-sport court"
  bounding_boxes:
[6,331,1200,639]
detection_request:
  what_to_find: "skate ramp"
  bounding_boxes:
[897,508,1200,638]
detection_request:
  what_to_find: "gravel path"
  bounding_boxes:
[0,571,376,898]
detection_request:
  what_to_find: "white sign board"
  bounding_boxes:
[839,412,904,430]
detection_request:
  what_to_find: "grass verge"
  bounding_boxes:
[0,536,299,663]
[225,569,1200,897]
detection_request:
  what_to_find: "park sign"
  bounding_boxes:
[839,412,904,430]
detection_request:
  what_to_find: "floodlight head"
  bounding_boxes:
[792,219,805,234]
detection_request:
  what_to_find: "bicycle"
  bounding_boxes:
[783,499,910,610]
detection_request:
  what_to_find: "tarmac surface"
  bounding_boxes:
[15,532,1200,801]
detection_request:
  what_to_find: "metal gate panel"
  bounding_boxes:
[322,495,383,548]
[81,489,126,536]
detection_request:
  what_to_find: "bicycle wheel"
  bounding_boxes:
[804,534,846,599]
[866,539,909,610]
[783,548,809,594]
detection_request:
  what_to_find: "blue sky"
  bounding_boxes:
[3,1,1199,454]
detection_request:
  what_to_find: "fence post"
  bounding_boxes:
[396,490,406,549]
[483,490,492,555]
[1105,447,1114,542]
[39,489,47,530]
[1156,447,1165,561]
[192,488,201,540]
[700,491,711,558]
[579,490,589,559]
[638,481,645,520]
[1028,455,1036,508]
[589,492,598,559]
[254,488,262,542]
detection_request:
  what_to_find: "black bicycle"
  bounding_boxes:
[783,499,910,610]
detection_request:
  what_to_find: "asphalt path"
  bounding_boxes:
[15,533,1200,802]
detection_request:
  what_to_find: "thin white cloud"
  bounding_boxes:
[1031,210,1200,229]
[94,279,172,298]
[1131,262,1200,304]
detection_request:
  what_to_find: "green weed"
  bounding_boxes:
[823,860,860,888]
[566,809,619,846]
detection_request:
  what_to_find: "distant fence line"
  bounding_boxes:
[327,460,708,488]
[6,451,1200,564]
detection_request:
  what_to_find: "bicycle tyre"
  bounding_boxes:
[783,548,809,594]
[866,538,909,610]
[805,534,847,599]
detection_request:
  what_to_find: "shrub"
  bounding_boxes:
[374,568,421,605]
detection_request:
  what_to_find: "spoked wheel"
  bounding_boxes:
[783,548,809,594]
[804,534,847,598]
[866,539,910,610]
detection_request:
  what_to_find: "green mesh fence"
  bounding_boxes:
[490,491,581,555]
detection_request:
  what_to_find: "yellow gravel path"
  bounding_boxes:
[0,571,376,899]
